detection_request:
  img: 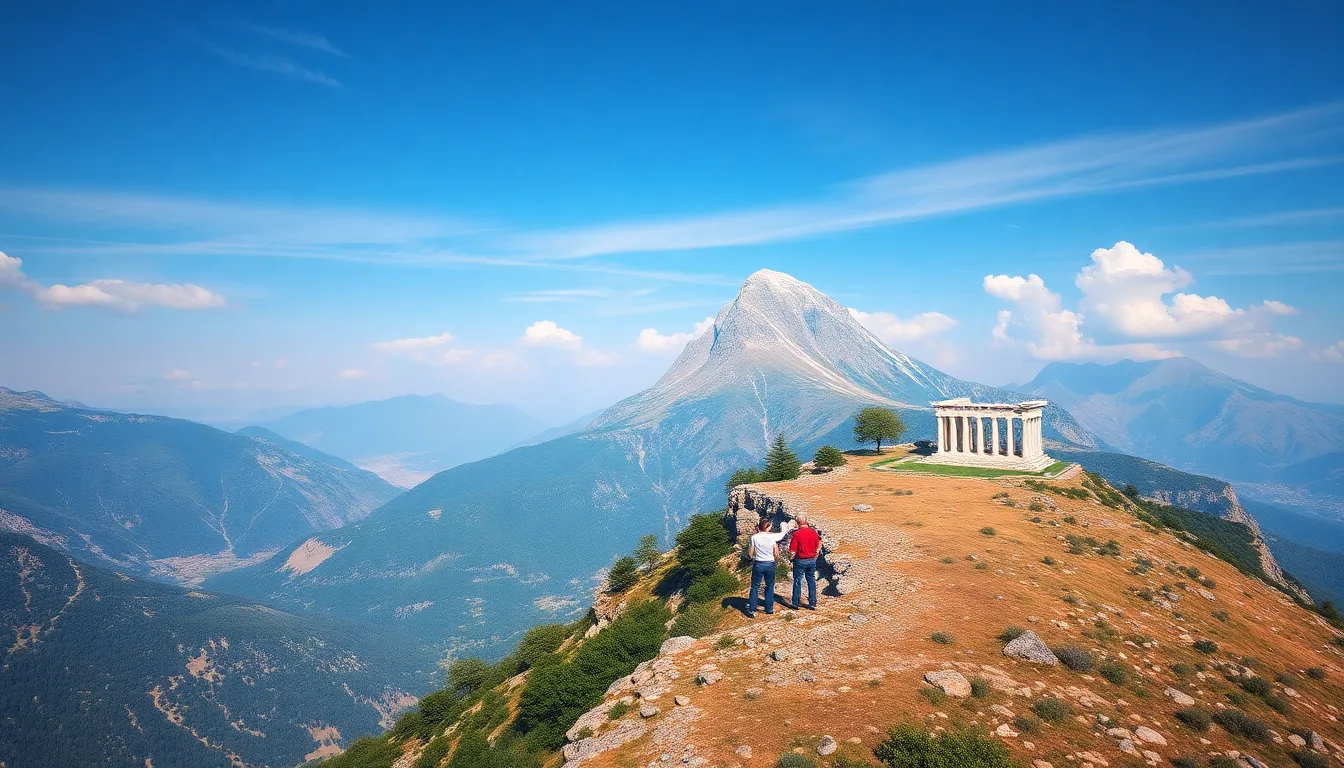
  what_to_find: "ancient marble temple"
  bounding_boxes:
[925,397,1055,471]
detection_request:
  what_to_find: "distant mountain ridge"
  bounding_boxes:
[0,529,426,768]
[0,390,399,584]
[257,394,548,487]
[209,270,1102,655]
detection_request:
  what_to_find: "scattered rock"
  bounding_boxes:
[852,504,873,512]
[799,670,816,683]
[1106,728,1133,740]
[772,649,790,662]
[995,723,1019,737]
[924,670,972,698]
[1116,739,1138,756]
[1163,687,1196,706]
[1133,726,1166,746]
[674,695,690,707]
[1307,730,1325,751]
[696,670,723,686]
[639,705,660,718]
[1243,756,1268,768]
[991,704,1015,718]
[1033,761,1054,768]
[817,735,838,756]
[561,719,648,763]
[735,745,752,758]
[1002,631,1059,665]
[744,687,764,700]
[660,636,695,656]
[1288,734,1307,748]
[848,613,868,624]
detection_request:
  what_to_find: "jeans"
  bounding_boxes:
[748,561,776,615]
[792,557,817,608]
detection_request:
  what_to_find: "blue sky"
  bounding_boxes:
[2,2,1342,422]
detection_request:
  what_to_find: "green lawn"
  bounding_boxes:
[873,456,1074,479]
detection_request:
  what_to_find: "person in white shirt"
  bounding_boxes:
[746,517,795,617]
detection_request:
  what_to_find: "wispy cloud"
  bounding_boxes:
[240,24,346,57]
[198,39,341,87]
[1168,206,1344,229]
[1174,240,1344,275]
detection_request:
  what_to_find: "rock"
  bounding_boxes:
[1307,730,1325,750]
[1106,728,1132,740]
[1288,734,1307,748]
[1116,739,1138,756]
[995,723,1018,737]
[562,719,648,762]
[660,636,695,656]
[745,687,764,700]
[991,704,1015,718]
[639,705,660,718]
[772,649,790,661]
[696,670,723,686]
[674,695,691,706]
[1133,726,1166,746]
[924,670,972,698]
[735,745,752,758]
[1243,757,1268,768]
[817,735,838,756]
[1163,687,1196,706]
[1002,631,1059,665]
[606,674,635,696]
[1033,761,1055,768]
[799,670,816,683]
[852,504,873,512]
[848,613,868,624]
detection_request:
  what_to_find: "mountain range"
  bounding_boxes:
[207,270,1105,655]
[0,388,399,584]
[256,394,549,488]
[0,529,426,768]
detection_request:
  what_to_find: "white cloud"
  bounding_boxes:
[1074,242,1243,338]
[521,320,582,348]
[163,369,193,380]
[1261,300,1299,316]
[848,308,957,346]
[372,331,455,356]
[338,368,366,380]
[197,39,342,88]
[634,317,715,352]
[0,251,226,313]
[1214,333,1304,358]
[1315,341,1344,362]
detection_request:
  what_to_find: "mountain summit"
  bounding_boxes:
[210,270,1097,654]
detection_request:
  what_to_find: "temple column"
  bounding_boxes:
[975,414,986,454]
[991,417,1000,457]
[1029,417,1040,457]
[960,415,970,452]
[1007,417,1016,457]
[936,414,946,452]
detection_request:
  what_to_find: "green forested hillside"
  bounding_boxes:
[0,530,428,768]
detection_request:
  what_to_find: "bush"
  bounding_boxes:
[1013,713,1043,733]
[1212,610,1230,622]
[1174,707,1212,731]
[669,603,721,638]
[608,700,630,719]
[1053,645,1095,672]
[1032,696,1072,723]
[1097,661,1128,685]
[1171,758,1200,768]
[1294,752,1331,768]
[726,467,764,489]
[931,631,955,645]
[813,445,846,469]
[414,735,452,768]
[940,556,955,564]
[716,635,736,650]
[872,723,1012,768]
[1041,556,1056,566]
[997,626,1025,643]
[970,678,990,698]
[778,754,817,768]
[686,568,739,604]
[1028,502,1045,513]
[1239,676,1272,697]
[1193,639,1218,654]
[675,513,734,581]
[607,556,640,593]
[1171,663,1194,676]
[1266,695,1291,715]
[516,624,571,668]
[980,527,996,536]
[1212,709,1270,741]
[1306,666,1326,680]
[1211,758,1239,768]
[919,686,947,705]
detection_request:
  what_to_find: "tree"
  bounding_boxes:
[853,407,906,452]
[762,435,801,481]
[725,467,763,489]
[607,556,640,593]
[447,658,490,697]
[813,445,845,470]
[633,534,662,569]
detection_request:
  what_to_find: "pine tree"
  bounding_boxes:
[813,445,845,470]
[632,534,662,569]
[607,556,640,593]
[762,435,801,481]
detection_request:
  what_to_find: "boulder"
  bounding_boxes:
[817,735,838,756]
[1133,726,1166,746]
[696,670,723,686]
[674,695,691,706]
[639,705,660,718]
[1288,734,1307,748]
[1163,687,1196,706]
[562,719,648,763]
[659,636,695,656]
[1002,631,1060,665]
[852,504,873,512]
[924,670,972,698]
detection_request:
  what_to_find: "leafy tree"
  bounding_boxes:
[633,534,662,568]
[607,556,640,593]
[675,513,734,580]
[515,624,571,668]
[725,466,763,489]
[813,445,845,469]
[853,407,906,451]
[447,657,490,697]
[763,435,801,481]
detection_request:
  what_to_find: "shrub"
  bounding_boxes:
[1239,676,1272,697]
[669,603,720,638]
[813,445,846,469]
[1041,556,1056,566]
[1097,661,1128,685]
[997,626,1025,643]
[1063,515,1077,524]
[1193,639,1218,654]
[1211,758,1239,768]
[516,624,571,668]
[1032,696,1072,723]
[1061,594,1081,605]
[1306,666,1326,680]
[931,631,955,645]
[1174,707,1212,731]
[1053,645,1095,672]
[1171,663,1194,676]
[1212,709,1270,741]
[974,562,988,571]
[1028,502,1045,513]
[1097,540,1121,556]
[726,467,764,489]
[940,556,955,564]
[1171,758,1199,768]
[686,568,739,604]
[1013,713,1043,733]
[1226,691,1250,708]
[608,700,630,719]
[1212,610,1230,622]
[414,735,452,768]
[1294,752,1331,768]
[873,723,1012,768]
[778,754,818,768]
[716,635,736,650]
[980,526,996,536]
[607,556,640,593]
[1265,695,1291,715]
[970,678,990,698]
[919,686,947,705]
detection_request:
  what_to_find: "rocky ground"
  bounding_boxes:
[561,451,1344,768]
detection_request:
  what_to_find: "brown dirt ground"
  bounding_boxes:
[577,449,1344,768]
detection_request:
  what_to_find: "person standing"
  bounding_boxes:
[747,518,794,617]
[789,513,821,610]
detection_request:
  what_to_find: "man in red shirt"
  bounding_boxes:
[788,513,822,610]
